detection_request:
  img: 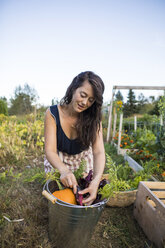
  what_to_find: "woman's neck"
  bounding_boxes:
[60,104,79,118]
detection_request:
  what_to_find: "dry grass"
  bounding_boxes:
[0,178,51,248]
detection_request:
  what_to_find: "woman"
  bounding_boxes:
[44,71,105,205]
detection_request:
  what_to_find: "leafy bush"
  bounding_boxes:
[133,127,156,148]
[0,114,44,166]
[99,153,152,200]
[0,100,8,115]
[104,143,125,166]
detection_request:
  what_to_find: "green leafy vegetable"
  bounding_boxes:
[73,159,86,180]
[98,153,152,200]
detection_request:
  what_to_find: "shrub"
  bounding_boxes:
[0,99,8,115]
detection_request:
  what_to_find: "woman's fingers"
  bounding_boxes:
[82,192,97,205]
[67,178,73,188]
[73,184,78,194]
[60,171,77,193]
[78,188,89,195]
[78,181,99,205]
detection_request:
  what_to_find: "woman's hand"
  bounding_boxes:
[78,178,100,205]
[60,171,78,194]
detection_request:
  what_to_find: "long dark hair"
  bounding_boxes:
[60,71,105,148]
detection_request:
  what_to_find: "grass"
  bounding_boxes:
[89,205,156,248]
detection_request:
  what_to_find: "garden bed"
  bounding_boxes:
[111,142,162,181]
[103,145,154,208]
[124,154,158,182]
[112,126,165,181]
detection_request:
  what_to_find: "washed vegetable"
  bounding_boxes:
[52,188,77,205]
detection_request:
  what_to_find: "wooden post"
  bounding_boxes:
[106,89,115,142]
[134,115,137,131]
[112,112,117,141]
[117,113,123,155]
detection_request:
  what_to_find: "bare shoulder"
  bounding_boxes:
[45,107,50,115]
[44,108,55,124]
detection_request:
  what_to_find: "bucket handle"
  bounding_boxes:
[42,190,57,204]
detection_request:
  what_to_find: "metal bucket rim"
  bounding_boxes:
[43,180,108,209]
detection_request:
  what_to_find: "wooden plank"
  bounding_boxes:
[152,191,165,198]
[117,113,123,155]
[134,115,137,132]
[112,112,117,139]
[113,86,165,90]
[106,89,115,142]
[134,183,165,248]
[143,181,165,189]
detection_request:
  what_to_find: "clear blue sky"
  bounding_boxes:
[0,0,165,106]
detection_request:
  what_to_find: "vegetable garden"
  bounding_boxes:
[0,91,165,247]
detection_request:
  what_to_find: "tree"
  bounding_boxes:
[0,99,8,115]
[138,93,148,105]
[115,91,123,101]
[158,95,165,121]
[148,95,162,116]
[51,98,60,106]
[137,93,148,113]
[123,89,137,117]
[9,84,39,115]
[149,96,155,103]
[0,96,7,103]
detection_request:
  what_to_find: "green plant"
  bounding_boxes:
[0,115,44,167]
[0,168,22,183]
[129,148,165,181]
[23,159,87,189]
[0,100,8,115]
[73,159,86,180]
[99,153,152,200]
[133,127,156,148]
[104,143,125,166]
[158,95,165,120]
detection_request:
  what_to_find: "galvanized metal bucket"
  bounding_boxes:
[42,180,107,248]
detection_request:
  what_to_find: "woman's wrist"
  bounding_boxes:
[56,164,70,175]
[93,173,102,181]
[91,176,101,188]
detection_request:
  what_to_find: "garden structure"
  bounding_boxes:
[105,85,165,247]
[106,85,165,178]
[106,85,165,144]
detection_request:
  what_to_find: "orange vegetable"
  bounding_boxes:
[52,188,77,205]
[162,171,165,177]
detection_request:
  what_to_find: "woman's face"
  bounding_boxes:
[71,80,95,113]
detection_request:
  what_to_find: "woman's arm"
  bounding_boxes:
[79,123,105,205]
[44,108,78,193]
